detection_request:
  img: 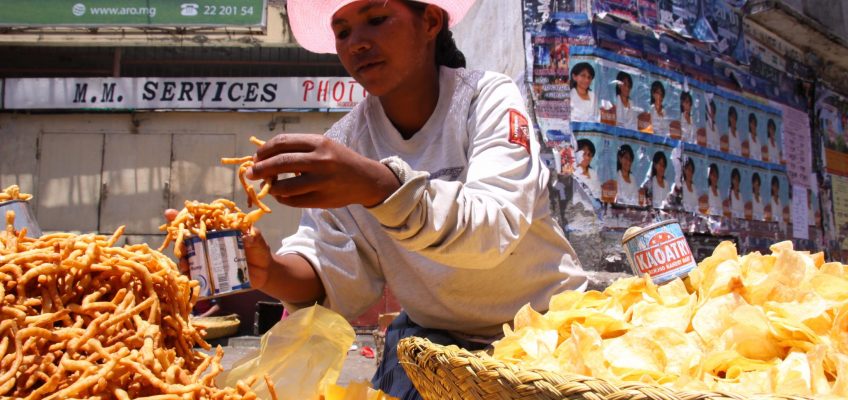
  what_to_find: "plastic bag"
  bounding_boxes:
[218,305,355,400]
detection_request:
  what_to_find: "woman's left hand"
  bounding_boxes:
[247,133,401,209]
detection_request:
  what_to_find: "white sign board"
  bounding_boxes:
[4,77,367,110]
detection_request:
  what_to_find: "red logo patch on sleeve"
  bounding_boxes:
[508,109,531,154]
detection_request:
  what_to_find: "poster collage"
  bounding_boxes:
[524,0,827,266]
[816,87,848,259]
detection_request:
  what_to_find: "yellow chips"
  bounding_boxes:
[0,185,32,202]
[492,241,848,397]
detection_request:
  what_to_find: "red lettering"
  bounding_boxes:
[348,80,357,102]
[317,80,329,102]
[302,80,315,102]
[332,81,345,102]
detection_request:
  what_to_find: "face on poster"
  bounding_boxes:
[704,160,726,215]
[574,132,616,201]
[569,58,600,123]
[766,172,789,222]
[597,60,648,131]
[645,144,677,208]
[717,99,744,154]
[764,114,782,163]
[606,138,649,206]
[645,75,681,137]
[679,87,702,144]
[745,108,764,161]
[749,169,768,220]
[679,153,708,213]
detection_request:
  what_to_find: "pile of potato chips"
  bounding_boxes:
[492,241,848,398]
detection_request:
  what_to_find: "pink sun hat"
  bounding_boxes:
[287,0,477,54]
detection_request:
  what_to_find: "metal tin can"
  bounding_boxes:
[621,220,697,285]
[0,200,42,238]
[184,229,252,299]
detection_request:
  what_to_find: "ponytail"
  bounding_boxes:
[405,1,466,68]
[434,18,466,68]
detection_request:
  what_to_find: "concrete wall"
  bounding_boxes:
[0,110,343,255]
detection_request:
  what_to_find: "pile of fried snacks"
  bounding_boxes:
[158,199,259,260]
[0,211,274,399]
[221,136,272,219]
[322,381,398,400]
[0,185,32,202]
[493,241,848,398]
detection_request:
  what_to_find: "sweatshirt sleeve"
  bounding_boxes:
[274,207,385,319]
[367,72,549,269]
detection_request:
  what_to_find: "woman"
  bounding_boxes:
[705,100,719,150]
[196,2,587,399]
[680,157,698,212]
[648,150,671,208]
[570,62,597,122]
[575,138,600,198]
[680,91,695,143]
[770,176,783,222]
[729,168,744,218]
[726,106,741,156]
[767,118,781,164]
[650,81,668,136]
[747,113,761,161]
[708,163,722,216]
[615,144,639,206]
[751,172,764,220]
[614,71,638,130]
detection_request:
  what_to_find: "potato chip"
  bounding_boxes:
[492,239,848,397]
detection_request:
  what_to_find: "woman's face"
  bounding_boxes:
[684,163,694,182]
[619,152,632,173]
[652,88,663,106]
[709,169,718,188]
[768,124,776,141]
[772,182,779,199]
[332,0,439,97]
[731,174,739,192]
[753,179,760,194]
[573,70,593,92]
[654,157,666,178]
[619,80,631,99]
[682,97,692,114]
[749,119,757,137]
[580,146,594,168]
[729,113,737,130]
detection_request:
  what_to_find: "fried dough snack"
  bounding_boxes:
[0,212,272,399]
[221,136,272,219]
[0,185,32,202]
[158,199,259,259]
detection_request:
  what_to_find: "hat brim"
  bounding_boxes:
[287,0,476,54]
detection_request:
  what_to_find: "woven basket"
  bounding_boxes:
[398,337,813,400]
[191,314,240,340]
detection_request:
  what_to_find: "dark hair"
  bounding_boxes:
[682,157,695,183]
[616,144,634,174]
[752,172,761,186]
[404,1,466,68]
[728,106,738,121]
[615,71,633,97]
[651,151,667,178]
[650,81,665,105]
[771,175,780,188]
[577,139,596,157]
[709,163,719,181]
[569,62,595,90]
[767,118,777,135]
[748,112,758,126]
[731,168,741,190]
[680,91,693,114]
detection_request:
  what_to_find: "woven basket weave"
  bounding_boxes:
[398,336,813,400]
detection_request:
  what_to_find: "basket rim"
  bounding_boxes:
[397,336,815,400]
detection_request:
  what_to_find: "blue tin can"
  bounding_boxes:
[621,220,697,285]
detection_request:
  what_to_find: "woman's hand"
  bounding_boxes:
[247,134,400,209]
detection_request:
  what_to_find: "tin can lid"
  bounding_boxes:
[621,219,678,245]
